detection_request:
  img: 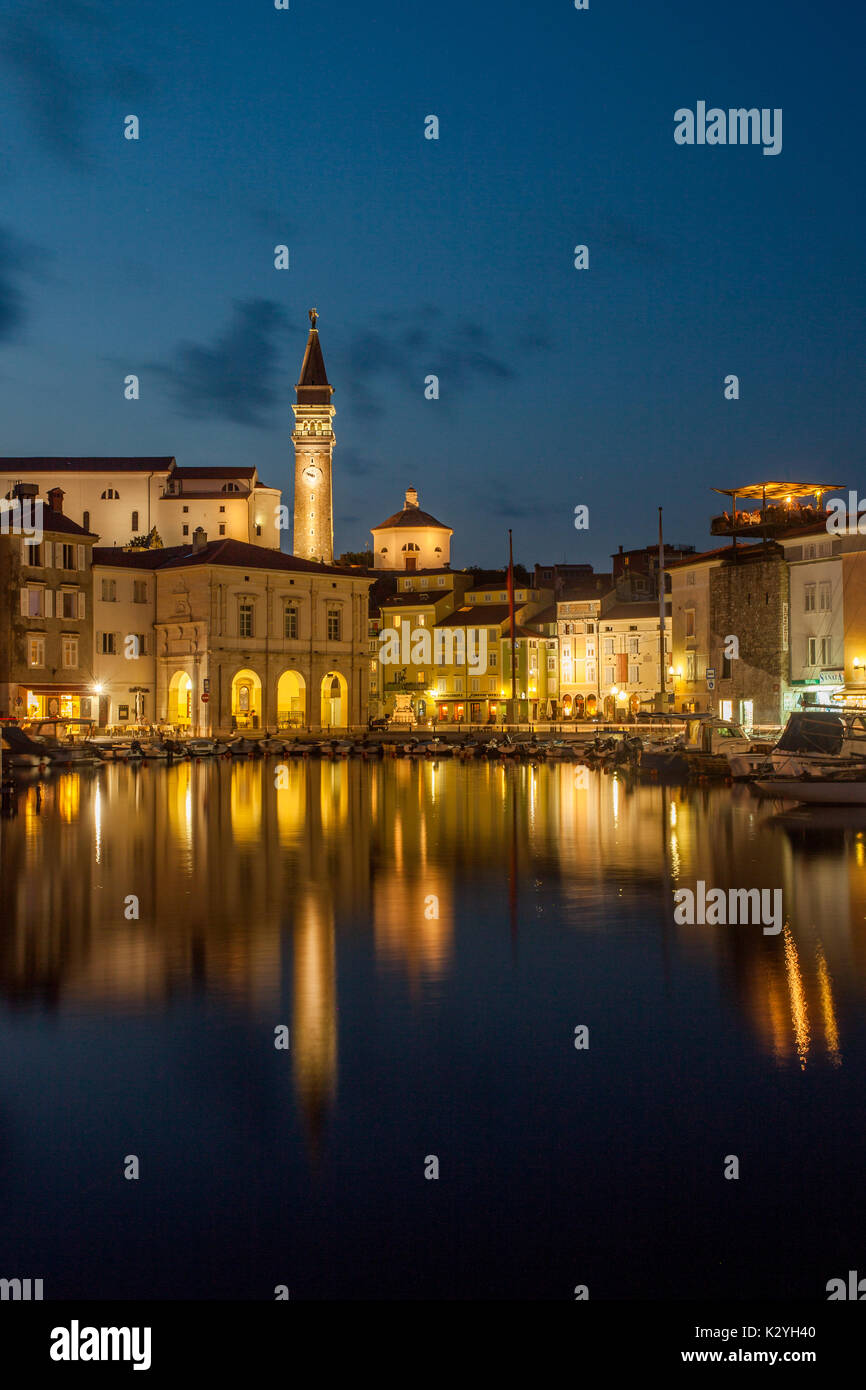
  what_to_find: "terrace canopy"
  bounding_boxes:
[709,480,845,539]
[711,481,844,504]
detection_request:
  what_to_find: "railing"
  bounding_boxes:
[710,506,830,536]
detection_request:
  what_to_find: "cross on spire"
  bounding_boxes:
[309,307,318,328]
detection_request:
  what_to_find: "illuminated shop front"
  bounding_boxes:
[18,686,95,722]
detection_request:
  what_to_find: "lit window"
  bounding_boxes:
[28,636,45,667]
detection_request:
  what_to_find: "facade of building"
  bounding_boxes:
[376,578,554,724]
[371,487,452,572]
[153,534,373,734]
[556,573,613,718]
[0,459,281,552]
[597,597,671,718]
[0,487,97,723]
[92,547,185,728]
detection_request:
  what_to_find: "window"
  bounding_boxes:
[685,609,695,637]
[470,677,480,693]
[131,511,139,532]
[25,542,41,566]
[219,524,226,536]
[62,544,75,569]
[804,583,816,612]
[488,677,497,692]
[101,578,116,601]
[61,590,77,619]
[437,576,445,586]
[686,652,696,681]
[586,639,596,659]
[454,677,463,694]
[603,637,615,656]
[807,637,818,666]
[239,600,254,638]
[219,505,226,513]
[586,661,596,683]
[810,636,832,666]
[686,571,696,586]
[284,602,298,639]
[100,632,117,655]
[489,650,497,668]
[720,700,733,721]
[628,664,640,684]
[547,654,556,672]
[133,580,147,603]
[327,608,341,641]
[130,634,147,657]
[221,482,241,493]
[255,524,262,537]
[61,636,78,669]
[436,678,446,694]
[183,505,189,514]
[82,511,90,532]
[28,637,45,667]
[417,613,426,626]
[23,585,43,617]
[182,525,189,537]
[819,581,832,612]
[100,488,120,500]
[627,635,640,655]
[604,665,615,687]
[821,637,832,665]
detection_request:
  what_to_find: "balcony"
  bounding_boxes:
[710,482,843,539]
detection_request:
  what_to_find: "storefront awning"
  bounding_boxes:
[20,683,95,695]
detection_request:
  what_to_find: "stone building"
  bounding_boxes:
[0,485,97,722]
[153,532,373,734]
[709,543,791,726]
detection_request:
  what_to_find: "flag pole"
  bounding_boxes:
[508,529,517,726]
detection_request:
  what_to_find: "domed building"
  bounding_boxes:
[370,487,452,572]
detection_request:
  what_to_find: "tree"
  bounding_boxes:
[125,527,164,551]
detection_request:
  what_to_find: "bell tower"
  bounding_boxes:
[292,308,335,563]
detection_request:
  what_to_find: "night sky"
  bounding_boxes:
[1,0,863,569]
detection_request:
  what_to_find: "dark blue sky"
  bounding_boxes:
[1,0,863,568]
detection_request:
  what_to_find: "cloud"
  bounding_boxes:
[149,299,289,427]
[339,448,379,477]
[0,2,150,166]
[339,305,544,420]
[0,226,40,342]
[487,491,552,521]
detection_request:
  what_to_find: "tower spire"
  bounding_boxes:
[292,309,335,563]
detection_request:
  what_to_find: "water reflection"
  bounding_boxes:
[1,760,863,1104]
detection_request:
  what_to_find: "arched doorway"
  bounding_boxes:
[167,670,192,727]
[232,668,262,730]
[628,693,640,718]
[320,671,348,728]
[603,694,616,721]
[561,694,573,719]
[585,694,597,718]
[276,669,306,727]
[574,693,585,719]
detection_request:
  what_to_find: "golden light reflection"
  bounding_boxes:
[57,775,80,823]
[292,889,337,1154]
[783,923,810,1070]
[230,762,263,842]
[94,780,102,864]
[815,942,842,1067]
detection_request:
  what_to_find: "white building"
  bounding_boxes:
[91,548,174,727]
[370,487,452,572]
[0,459,281,551]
